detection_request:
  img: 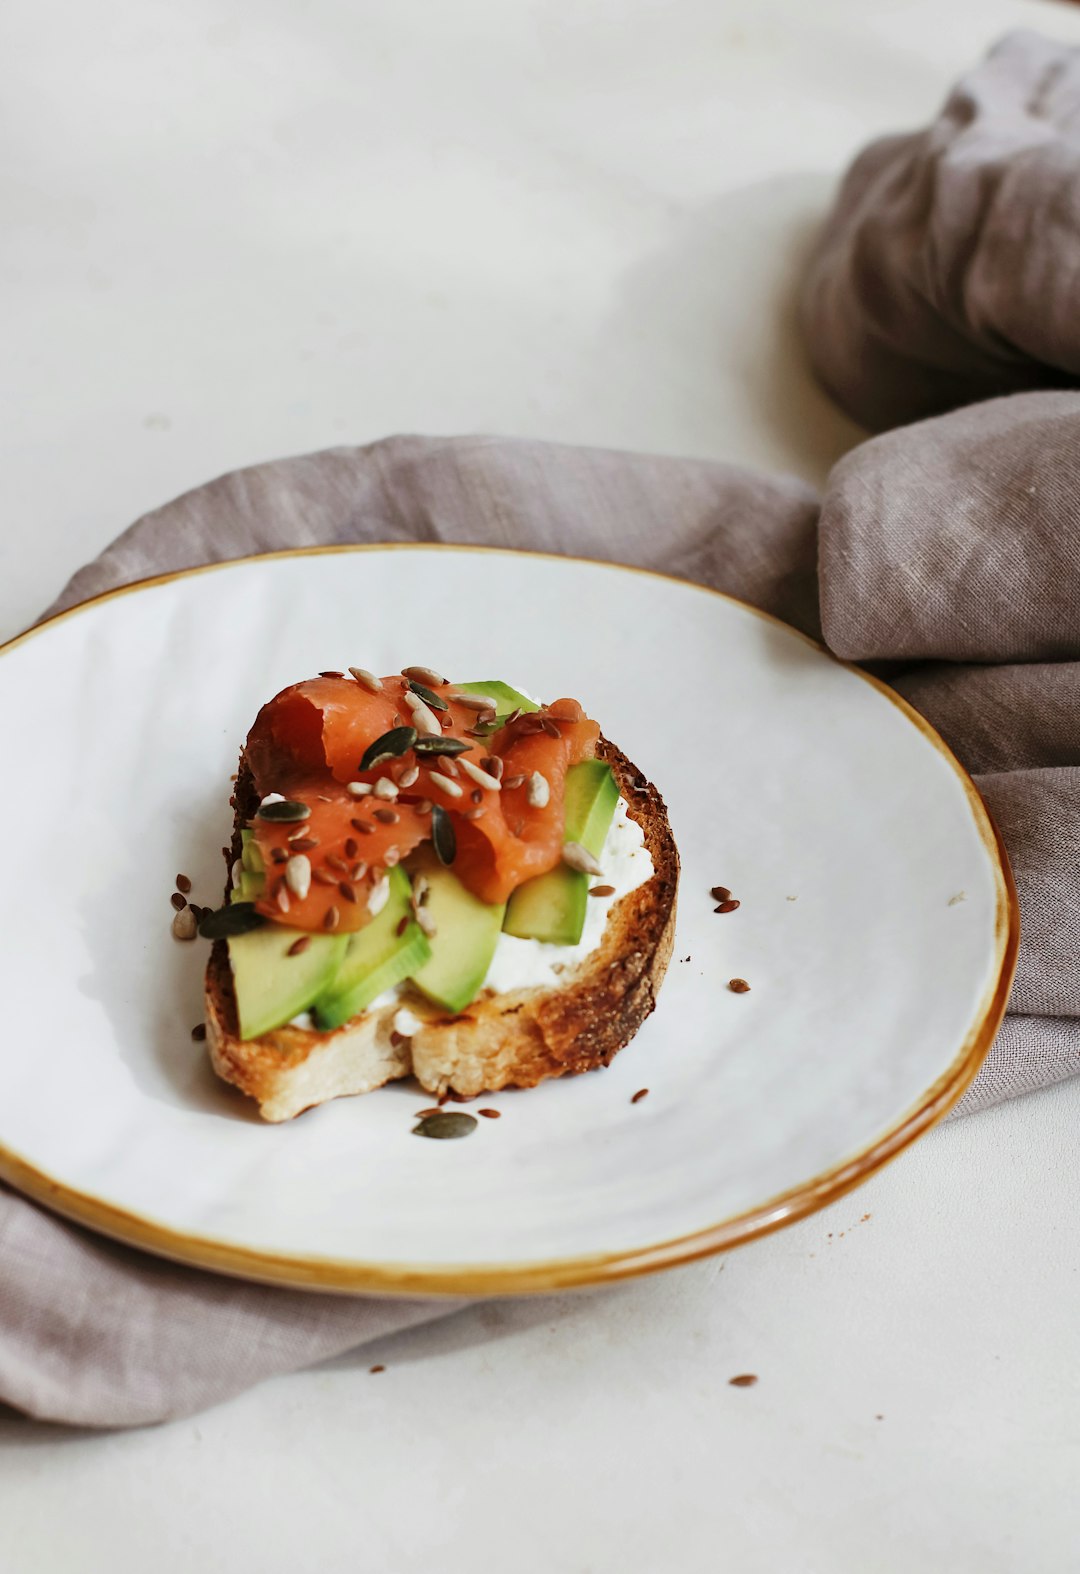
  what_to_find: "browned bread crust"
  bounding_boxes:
[205,738,678,1120]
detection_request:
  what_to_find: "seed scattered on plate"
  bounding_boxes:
[191,1023,206,1041]
[171,908,197,941]
[729,978,751,993]
[715,899,740,914]
[170,891,188,911]
[631,1087,649,1104]
[477,1108,501,1119]
[175,873,192,894]
[288,935,311,956]
[412,1112,477,1140]
[710,885,732,902]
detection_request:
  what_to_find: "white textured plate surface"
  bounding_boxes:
[0,548,1014,1292]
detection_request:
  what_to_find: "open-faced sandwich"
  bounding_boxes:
[201,668,678,1121]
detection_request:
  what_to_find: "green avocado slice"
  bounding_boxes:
[310,866,432,1032]
[408,850,506,1014]
[228,923,348,1040]
[502,760,619,945]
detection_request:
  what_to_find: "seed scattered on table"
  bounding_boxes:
[412,1112,478,1140]
[170,891,187,911]
[369,1364,386,1375]
[631,1087,649,1104]
[175,873,192,894]
[477,1108,501,1119]
[710,885,731,902]
[191,1023,207,1041]
[288,935,311,956]
[728,1374,758,1388]
[171,908,197,941]
[729,978,751,994]
[715,899,740,914]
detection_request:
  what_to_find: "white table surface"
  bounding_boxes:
[3,1,1079,1568]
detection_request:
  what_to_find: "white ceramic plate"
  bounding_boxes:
[0,548,1015,1294]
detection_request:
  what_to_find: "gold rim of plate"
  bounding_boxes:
[0,544,1020,1296]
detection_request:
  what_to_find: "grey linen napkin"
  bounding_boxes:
[801,30,1080,432]
[5,414,1077,1430]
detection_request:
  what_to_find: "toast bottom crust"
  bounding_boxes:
[205,738,678,1122]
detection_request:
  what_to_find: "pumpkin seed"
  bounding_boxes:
[359,726,418,772]
[431,803,456,864]
[198,903,267,938]
[412,736,472,758]
[257,799,311,824]
[406,679,449,712]
[412,1112,477,1140]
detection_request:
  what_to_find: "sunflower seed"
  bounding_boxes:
[351,861,368,881]
[431,803,456,864]
[276,883,292,914]
[338,880,358,904]
[171,907,198,941]
[384,847,401,866]
[504,774,526,790]
[406,679,449,712]
[440,756,460,777]
[393,1006,423,1037]
[398,763,420,788]
[416,905,437,937]
[257,799,310,823]
[284,855,312,900]
[428,772,463,799]
[451,692,497,711]
[402,690,441,736]
[199,903,266,938]
[460,758,502,791]
[412,874,429,907]
[347,781,373,797]
[526,771,550,808]
[563,841,603,875]
[373,777,399,800]
[359,726,418,772]
[412,736,472,757]
[414,799,433,814]
[323,905,340,930]
[349,667,383,692]
[412,1112,477,1140]
[368,875,391,915]
[402,665,446,687]
[374,807,400,824]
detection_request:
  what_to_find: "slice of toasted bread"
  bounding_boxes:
[205,738,678,1121]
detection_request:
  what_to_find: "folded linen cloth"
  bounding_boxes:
[4,409,1076,1429]
[801,30,1080,432]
